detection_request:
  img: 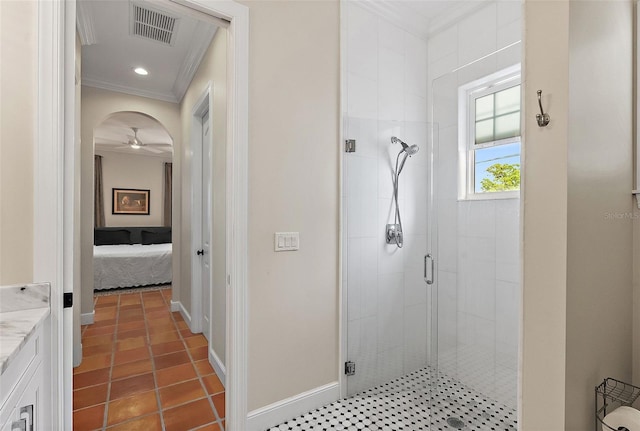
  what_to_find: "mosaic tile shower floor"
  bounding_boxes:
[269,368,517,431]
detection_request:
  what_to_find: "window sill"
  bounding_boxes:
[459,191,520,201]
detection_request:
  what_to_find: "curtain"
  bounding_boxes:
[94,155,105,227]
[164,162,173,226]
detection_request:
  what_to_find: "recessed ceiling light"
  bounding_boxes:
[134,67,148,76]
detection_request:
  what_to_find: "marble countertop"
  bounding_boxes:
[0,283,50,374]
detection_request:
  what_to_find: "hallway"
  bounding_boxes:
[72,288,225,430]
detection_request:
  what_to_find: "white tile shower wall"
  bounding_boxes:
[428,1,522,410]
[344,1,429,396]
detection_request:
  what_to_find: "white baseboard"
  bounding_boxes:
[171,300,192,328]
[80,311,95,325]
[247,382,340,431]
[209,347,226,389]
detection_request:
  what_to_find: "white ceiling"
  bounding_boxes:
[360,0,493,39]
[78,0,218,103]
[81,0,487,157]
[401,0,489,20]
[78,0,220,157]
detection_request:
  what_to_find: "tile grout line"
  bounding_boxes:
[142,291,169,431]
[76,288,224,430]
[97,294,160,429]
[101,294,120,430]
[167,295,223,428]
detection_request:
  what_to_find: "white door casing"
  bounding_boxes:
[41,0,249,429]
[191,89,213,336]
[194,107,213,341]
[202,111,213,340]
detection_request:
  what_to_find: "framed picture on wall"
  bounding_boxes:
[112,188,150,215]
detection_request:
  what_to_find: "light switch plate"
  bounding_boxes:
[275,232,299,251]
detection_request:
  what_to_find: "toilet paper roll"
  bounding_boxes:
[603,406,640,431]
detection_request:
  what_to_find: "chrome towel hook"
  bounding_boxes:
[536,90,550,127]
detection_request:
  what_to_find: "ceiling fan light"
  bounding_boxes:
[131,143,141,149]
[134,67,148,76]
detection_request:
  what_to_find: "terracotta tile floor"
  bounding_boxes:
[73,288,225,431]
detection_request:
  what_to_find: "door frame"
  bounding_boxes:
[190,85,213,335]
[36,0,249,429]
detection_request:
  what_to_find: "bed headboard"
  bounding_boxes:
[94,227,172,245]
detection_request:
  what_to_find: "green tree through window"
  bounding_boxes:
[480,163,520,192]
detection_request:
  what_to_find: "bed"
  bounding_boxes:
[93,227,172,291]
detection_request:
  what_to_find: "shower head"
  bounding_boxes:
[405,144,419,156]
[391,136,419,156]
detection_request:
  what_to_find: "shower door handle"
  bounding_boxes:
[424,254,434,285]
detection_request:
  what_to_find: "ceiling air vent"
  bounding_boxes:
[131,4,178,46]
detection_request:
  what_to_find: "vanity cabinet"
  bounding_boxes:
[0,324,45,431]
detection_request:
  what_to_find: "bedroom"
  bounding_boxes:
[73,1,229,429]
[92,116,173,292]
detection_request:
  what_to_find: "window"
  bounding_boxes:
[458,66,521,199]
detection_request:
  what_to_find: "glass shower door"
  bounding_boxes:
[429,47,521,429]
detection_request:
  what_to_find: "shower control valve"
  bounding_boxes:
[386,224,403,246]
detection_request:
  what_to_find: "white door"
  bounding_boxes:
[201,110,212,341]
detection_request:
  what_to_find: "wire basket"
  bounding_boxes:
[595,378,640,431]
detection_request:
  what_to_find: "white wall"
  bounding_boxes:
[238,0,340,412]
[97,150,171,227]
[520,1,569,428]
[521,1,634,430]
[73,32,83,366]
[179,27,227,368]
[565,1,633,429]
[427,1,521,410]
[80,86,181,317]
[343,1,430,395]
[0,1,36,284]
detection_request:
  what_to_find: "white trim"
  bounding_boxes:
[427,1,493,37]
[209,347,227,388]
[56,1,249,430]
[356,1,429,41]
[457,64,521,200]
[354,0,493,41]
[81,78,179,103]
[338,0,348,400]
[246,383,340,431]
[35,1,68,429]
[190,84,212,335]
[636,2,640,206]
[75,0,97,46]
[201,2,251,429]
[172,300,193,328]
[173,24,218,102]
[80,312,95,325]
[170,299,180,312]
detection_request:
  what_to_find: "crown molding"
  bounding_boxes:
[356,0,430,40]
[76,1,97,45]
[427,1,493,37]
[82,78,179,103]
[173,23,218,102]
[355,0,494,40]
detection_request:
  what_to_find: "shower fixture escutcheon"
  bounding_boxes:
[386,223,403,246]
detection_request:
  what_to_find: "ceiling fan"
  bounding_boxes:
[120,127,171,154]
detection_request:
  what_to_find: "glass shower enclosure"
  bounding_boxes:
[342,2,521,428]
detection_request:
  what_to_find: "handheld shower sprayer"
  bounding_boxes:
[387,137,420,248]
[391,136,420,156]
